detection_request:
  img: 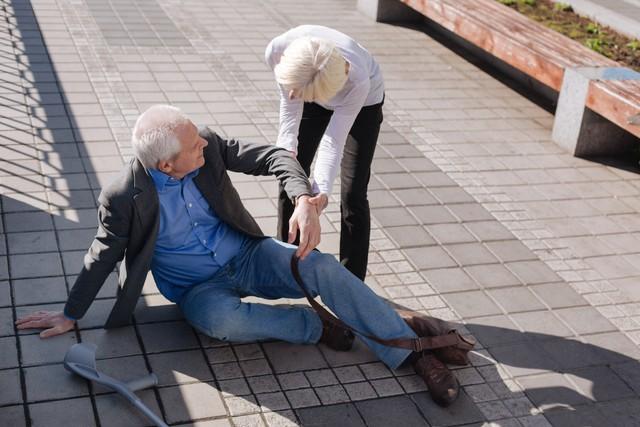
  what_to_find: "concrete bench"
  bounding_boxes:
[359,0,640,157]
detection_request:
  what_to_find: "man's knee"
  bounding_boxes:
[198,303,246,341]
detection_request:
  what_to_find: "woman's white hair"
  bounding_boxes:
[274,37,348,103]
[131,104,189,170]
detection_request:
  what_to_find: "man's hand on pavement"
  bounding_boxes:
[15,310,75,338]
[289,195,321,259]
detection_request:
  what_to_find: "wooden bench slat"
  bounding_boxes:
[587,80,640,138]
[401,0,617,90]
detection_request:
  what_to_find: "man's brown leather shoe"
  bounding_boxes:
[398,309,475,365]
[319,319,354,351]
[413,352,459,407]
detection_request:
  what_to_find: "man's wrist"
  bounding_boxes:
[294,194,311,206]
[62,308,77,322]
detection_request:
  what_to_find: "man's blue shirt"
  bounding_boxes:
[148,168,247,303]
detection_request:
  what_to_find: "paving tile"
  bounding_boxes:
[0,405,26,427]
[315,385,351,405]
[510,311,574,339]
[0,369,22,405]
[240,358,272,377]
[543,404,608,427]
[296,403,365,426]
[257,391,291,411]
[7,231,58,254]
[263,410,298,427]
[13,276,68,305]
[277,372,310,390]
[246,375,280,394]
[393,188,439,206]
[319,337,378,367]
[263,342,327,373]
[95,390,163,427]
[385,225,435,248]
[138,321,199,353]
[410,205,457,225]
[466,315,525,347]
[476,400,512,420]
[159,382,226,423]
[426,223,477,244]
[487,287,546,313]
[0,281,10,307]
[566,366,635,402]
[29,397,96,427]
[371,377,404,396]
[464,264,522,288]
[445,291,502,318]
[490,342,560,377]
[76,298,117,329]
[219,378,251,396]
[371,207,418,227]
[421,267,478,293]
[405,246,456,270]
[584,332,640,361]
[447,203,495,222]
[304,369,339,387]
[212,362,244,380]
[356,395,427,426]
[79,326,142,358]
[285,388,320,409]
[485,240,538,262]
[134,294,183,323]
[445,242,498,265]
[464,221,516,242]
[529,283,586,309]
[19,333,76,366]
[505,261,561,285]
[24,363,89,402]
[9,252,63,278]
[412,390,484,426]
[555,307,616,335]
[344,381,378,401]
[225,395,260,416]
[148,350,213,386]
[540,338,611,370]
[517,373,591,407]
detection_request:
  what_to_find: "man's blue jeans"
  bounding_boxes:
[179,237,416,369]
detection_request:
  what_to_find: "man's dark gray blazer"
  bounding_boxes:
[64,128,312,328]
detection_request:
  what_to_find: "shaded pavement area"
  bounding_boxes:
[2,0,640,425]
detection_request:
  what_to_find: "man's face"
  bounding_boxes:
[163,121,208,178]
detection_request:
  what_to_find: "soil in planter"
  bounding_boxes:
[497,0,640,72]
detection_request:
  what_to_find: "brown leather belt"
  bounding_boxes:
[290,254,465,352]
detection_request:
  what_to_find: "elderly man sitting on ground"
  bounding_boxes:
[16,105,466,407]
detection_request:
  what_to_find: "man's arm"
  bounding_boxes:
[16,188,132,337]
[202,129,320,258]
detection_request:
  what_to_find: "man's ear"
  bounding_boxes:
[157,160,172,174]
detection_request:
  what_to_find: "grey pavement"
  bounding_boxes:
[556,0,640,40]
[1,0,640,425]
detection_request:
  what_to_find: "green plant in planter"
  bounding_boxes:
[586,38,604,53]
[520,0,536,5]
[627,40,640,51]
[554,2,573,12]
[586,22,600,35]
[498,0,517,5]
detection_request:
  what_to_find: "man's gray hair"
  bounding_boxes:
[131,105,190,170]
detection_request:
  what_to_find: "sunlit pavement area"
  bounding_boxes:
[2,0,640,425]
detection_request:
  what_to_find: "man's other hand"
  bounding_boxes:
[15,310,75,338]
[289,195,321,259]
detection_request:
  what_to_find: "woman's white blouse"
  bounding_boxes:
[265,25,384,195]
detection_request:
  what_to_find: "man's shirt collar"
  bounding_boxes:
[149,168,200,192]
